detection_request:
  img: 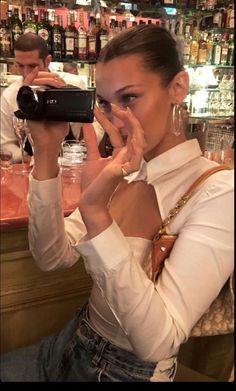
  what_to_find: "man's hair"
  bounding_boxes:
[14,33,49,60]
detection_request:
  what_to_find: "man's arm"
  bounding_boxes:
[0,92,22,163]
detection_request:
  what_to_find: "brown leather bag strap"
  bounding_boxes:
[157,165,231,237]
[182,165,230,201]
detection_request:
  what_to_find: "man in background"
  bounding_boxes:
[63,62,78,75]
[1,33,103,162]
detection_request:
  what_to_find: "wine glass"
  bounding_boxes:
[12,116,29,174]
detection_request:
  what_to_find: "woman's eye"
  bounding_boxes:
[121,95,136,107]
[97,100,111,113]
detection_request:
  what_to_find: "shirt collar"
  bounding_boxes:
[126,139,203,185]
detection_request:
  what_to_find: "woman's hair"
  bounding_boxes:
[14,33,49,60]
[98,25,184,86]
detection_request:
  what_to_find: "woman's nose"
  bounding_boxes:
[111,114,124,128]
[106,108,125,129]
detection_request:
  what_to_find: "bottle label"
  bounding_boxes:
[65,37,74,51]
[78,36,87,49]
[24,27,36,34]
[38,28,49,41]
[53,33,61,43]
[100,35,108,49]
[214,46,221,64]
[88,37,96,53]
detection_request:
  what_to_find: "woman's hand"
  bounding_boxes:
[79,104,146,238]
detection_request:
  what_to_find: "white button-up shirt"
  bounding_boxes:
[28,139,234,362]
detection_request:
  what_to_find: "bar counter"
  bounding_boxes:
[0,164,92,353]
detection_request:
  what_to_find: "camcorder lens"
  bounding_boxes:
[17,86,39,116]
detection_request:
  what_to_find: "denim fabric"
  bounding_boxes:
[0,303,176,382]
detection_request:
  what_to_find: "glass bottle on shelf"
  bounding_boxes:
[64,13,77,59]
[0,19,11,58]
[99,13,109,53]
[23,8,37,34]
[108,19,116,41]
[197,31,207,65]
[206,32,213,65]
[87,17,96,61]
[227,3,234,28]
[11,8,23,47]
[37,10,52,54]
[227,34,234,65]
[211,34,222,65]
[77,11,87,61]
[52,15,63,59]
[220,32,229,65]
[189,26,199,65]
[183,25,192,66]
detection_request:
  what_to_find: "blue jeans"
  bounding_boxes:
[0,303,177,382]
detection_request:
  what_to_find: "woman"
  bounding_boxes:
[0,25,234,382]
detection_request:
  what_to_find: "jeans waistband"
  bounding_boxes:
[75,303,176,380]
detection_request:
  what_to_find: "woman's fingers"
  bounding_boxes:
[94,106,124,148]
[111,105,145,149]
[83,123,100,161]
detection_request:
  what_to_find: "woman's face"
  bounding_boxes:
[96,54,182,160]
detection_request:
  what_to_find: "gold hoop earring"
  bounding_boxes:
[172,104,183,136]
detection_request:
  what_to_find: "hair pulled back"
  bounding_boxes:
[98,25,184,86]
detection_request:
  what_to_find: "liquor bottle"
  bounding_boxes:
[58,16,65,58]
[213,8,222,27]
[176,13,185,58]
[189,27,199,65]
[220,32,229,65]
[121,20,127,30]
[23,8,37,34]
[37,10,52,54]
[99,14,109,53]
[206,32,213,65]
[77,11,87,60]
[197,32,207,65]
[227,34,234,65]
[87,17,96,61]
[211,35,222,65]
[6,10,13,55]
[0,19,11,57]
[108,19,116,41]
[183,25,192,65]
[220,8,227,28]
[52,15,63,59]
[227,3,234,28]
[94,11,102,58]
[64,13,77,59]
[11,8,23,47]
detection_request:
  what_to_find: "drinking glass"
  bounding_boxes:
[0,147,13,185]
[60,139,87,180]
[12,116,29,174]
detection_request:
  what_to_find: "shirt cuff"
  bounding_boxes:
[28,172,62,205]
[75,221,132,276]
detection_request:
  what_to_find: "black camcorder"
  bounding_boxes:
[15,85,96,122]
